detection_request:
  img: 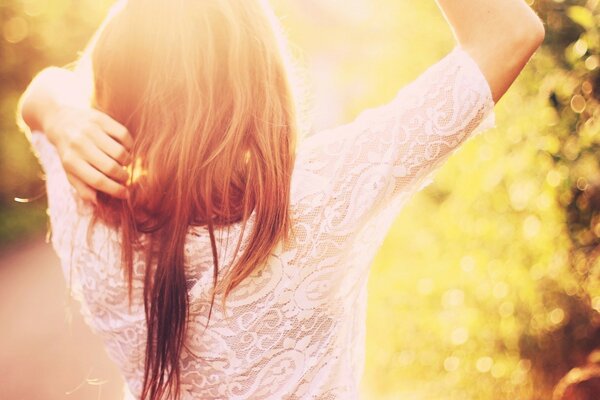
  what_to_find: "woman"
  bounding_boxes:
[18,0,545,399]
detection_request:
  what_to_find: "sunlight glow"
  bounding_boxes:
[126,157,146,186]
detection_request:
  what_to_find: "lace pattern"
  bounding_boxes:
[29,45,495,399]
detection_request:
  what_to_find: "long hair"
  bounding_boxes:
[80,1,299,398]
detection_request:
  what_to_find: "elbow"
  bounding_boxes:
[17,81,42,133]
[16,67,65,133]
[500,16,545,72]
[527,18,545,49]
[514,14,546,52]
[16,86,34,133]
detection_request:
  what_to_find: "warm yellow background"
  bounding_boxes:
[0,1,598,399]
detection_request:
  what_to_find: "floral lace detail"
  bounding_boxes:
[29,45,495,400]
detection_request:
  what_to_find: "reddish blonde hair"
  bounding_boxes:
[80,1,299,398]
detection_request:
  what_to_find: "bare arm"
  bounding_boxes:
[18,67,88,134]
[436,0,545,104]
[17,67,133,201]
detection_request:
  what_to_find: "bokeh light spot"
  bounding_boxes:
[518,359,532,373]
[592,296,600,313]
[585,55,599,70]
[493,282,510,299]
[570,94,586,113]
[582,80,593,95]
[460,255,476,273]
[442,289,465,309]
[509,180,536,210]
[417,278,434,296]
[476,356,494,373]
[573,39,588,57]
[522,215,541,239]
[529,262,546,281]
[450,327,469,346]
[444,356,460,372]
[3,17,29,44]
[546,169,562,187]
[549,307,565,325]
[576,177,588,191]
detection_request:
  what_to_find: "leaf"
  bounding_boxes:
[567,6,595,30]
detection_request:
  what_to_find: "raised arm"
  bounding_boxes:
[436,0,545,103]
[18,67,132,201]
[292,1,545,257]
[19,67,89,134]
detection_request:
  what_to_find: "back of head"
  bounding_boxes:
[81,1,299,398]
[92,0,297,228]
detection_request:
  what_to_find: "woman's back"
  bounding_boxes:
[29,44,498,399]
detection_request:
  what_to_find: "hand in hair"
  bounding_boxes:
[43,105,132,203]
[18,67,133,204]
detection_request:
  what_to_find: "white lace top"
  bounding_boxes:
[29,45,495,400]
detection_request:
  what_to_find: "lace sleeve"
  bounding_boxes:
[28,131,93,278]
[293,45,496,239]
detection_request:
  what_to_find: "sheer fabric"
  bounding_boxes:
[29,45,496,399]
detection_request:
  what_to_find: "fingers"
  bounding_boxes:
[67,174,98,205]
[79,140,130,183]
[93,110,134,149]
[88,125,132,166]
[64,155,128,199]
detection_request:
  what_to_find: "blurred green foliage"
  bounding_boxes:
[0,0,598,399]
[0,0,112,247]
